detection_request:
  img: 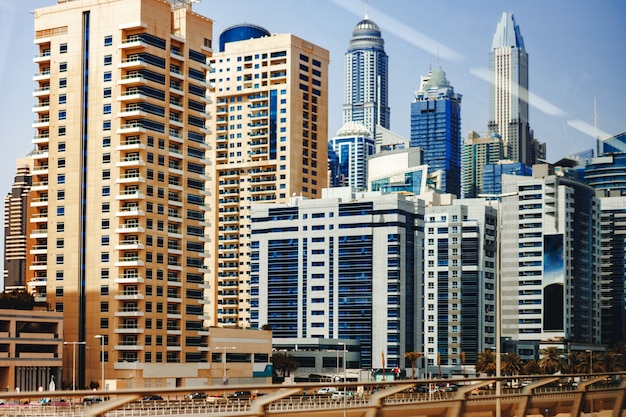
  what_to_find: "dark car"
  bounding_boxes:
[142,395,163,401]
[228,391,252,400]
[185,392,207,400]
[82,396,106,405]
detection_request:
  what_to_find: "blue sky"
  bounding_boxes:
[0,0,624,255]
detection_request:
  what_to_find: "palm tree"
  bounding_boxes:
[475,350,496,376]
[404,352,422,379]
[272,352,299,380]
[574,351,593,374]
[502,353,523,376]
[538,347,567,374]
[522,359,541,375]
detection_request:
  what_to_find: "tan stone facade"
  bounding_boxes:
[0,310,63,392]
[208,32,329,328]
[29,0,214,388]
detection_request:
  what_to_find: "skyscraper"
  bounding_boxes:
[343,13,389,137]
[250,189,424,369]
[410,66,462,197]
[208,25,329,327]
[423,199,497,375]
[3,158,32,290]
[488,12,538,165]
[461,131,504,199]
[30,0,213,388]
[500,167,601,350]
[328,121,375,189]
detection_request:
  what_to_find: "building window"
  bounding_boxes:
[56,255,64,265]
[59,78,67,88]
[103,120,111,131]
[102,186,110,196]
[100,318,108,329]
[59,43,67,54]
[104,55,112,65]
[104,35,113,46]
[58,110,66,120]
[103,71,112,82]
[57,206,64,216]
[59,94,66,104]
[57,174,65,184]
[103,88,111,98]
[101,253,109,262]
[59,62,67,72]
[57,190,65,200]
[58,126,66,136]
[56,222,64,232]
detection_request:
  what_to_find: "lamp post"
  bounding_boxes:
[94,335,105,391]
[479,191,518,417]
[63,341,86,391]
[215,347,236,385]
[340,342,346,417]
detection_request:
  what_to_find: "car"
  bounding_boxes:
[142,395,163,401]
[185,392,207,400]
[317,387,338,395]
[82,396,106,405]
[331,391,353,400]
[228,391,252,400]
[206,395,228,404]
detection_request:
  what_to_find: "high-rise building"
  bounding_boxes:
[423,199,497,376]
[343,14,389,138]
[481,160,531,196]
[582,131,626,345]
[500,167,602,351]
[488,12,539,165]
[250,188,424,369]
[30,0,213,388]
[410,66,462,197]
[597,196,626,345]
[3,158,33,290]
[461,131,504,198]
[367,147,429,195]
[328,121,375,189]
[208,25,329,327]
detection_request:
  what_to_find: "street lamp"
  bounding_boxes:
[63,341,86,391]
[339,342,346,417]
[94,335,105,391]
[587,349,593,375]
[215,347,236,385]
[479,191,518,417]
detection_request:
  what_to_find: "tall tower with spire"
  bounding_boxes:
[343,10,389,138]
[488,12,540,165]
[410,66,462,197]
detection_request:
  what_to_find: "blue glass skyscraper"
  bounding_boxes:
[343,13,389,138]
[410,66,462,197]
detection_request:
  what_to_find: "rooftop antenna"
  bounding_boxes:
[594,97,600,157]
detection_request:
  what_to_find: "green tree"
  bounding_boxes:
[538,347,567,374]
[272,352,298,379]
[404,351,422,379]
[475,350,496,376]
[501,353,523,376]
[0,290,34,310]
[522,359,541,375]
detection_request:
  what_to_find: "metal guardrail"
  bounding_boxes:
[0,374,623,417]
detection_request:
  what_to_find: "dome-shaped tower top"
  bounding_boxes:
[349,15,384,51]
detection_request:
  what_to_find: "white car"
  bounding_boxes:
[317,387,337,395]
[331,391,353,400]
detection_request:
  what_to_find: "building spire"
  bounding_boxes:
[365,0,369,19]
